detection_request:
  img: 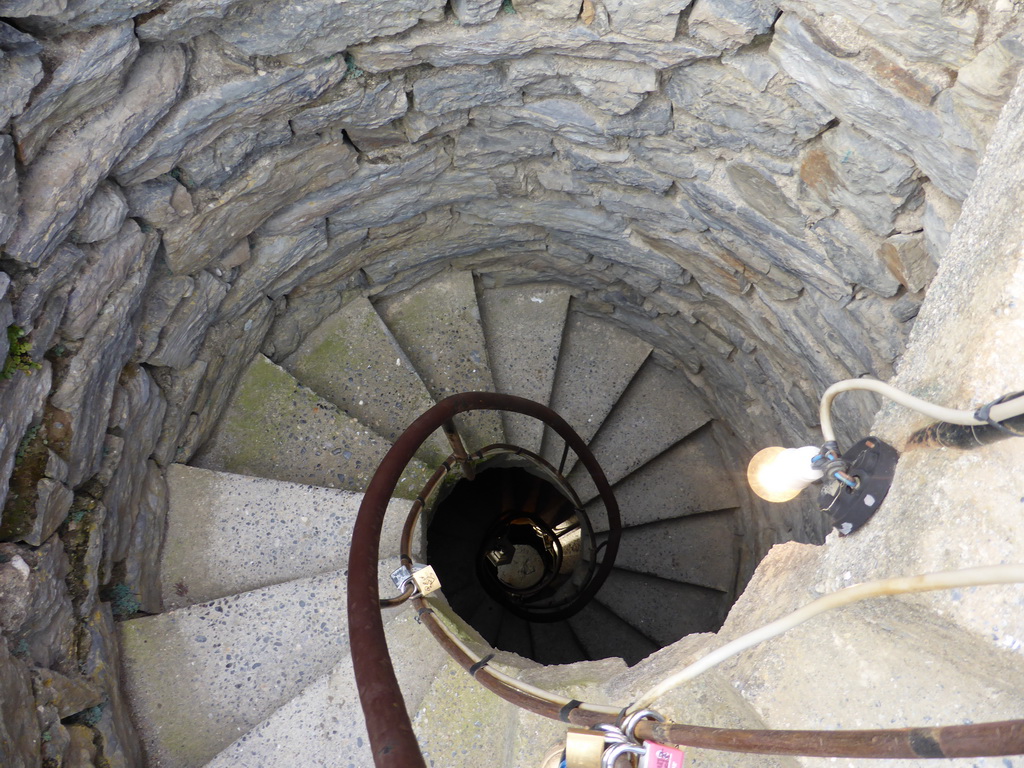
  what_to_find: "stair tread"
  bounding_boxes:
[590,427,740,532]
[566,358,712,498]
[281,296,451,466]
[414,658,518,768]
[374,270,504,451]
[204,607,447,768]
[595,568,728,648]
[540,310,652,466]
[119,570,351,768]
[192,354,432,498]
[477,281,572,453]
[162,464,415,609]
[529,620,588,666]
[568,599,659,667]
[601,509,738,593]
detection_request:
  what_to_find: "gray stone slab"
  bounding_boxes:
[539,311,651,466]
[118,570,350,768]
[192,354,432,499]
[204,606,447,768]
[589,427,740,532]
[161,464,414,609]
[414,658,518,768]
[567,599,658,666]
[282,296,449,466]
[566,358,711,493]
[477,282,571,453]
[601,509,738,592]
[375,270,504,451]
[529,620,586,666]
[595,568,728,648]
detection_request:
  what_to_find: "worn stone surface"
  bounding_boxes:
[12,22,139,164]
[4,44,186,268]
[0,136,18,247]
[0,22,43,128]
[0,363,52,528]
[71,182,130,245]
[0,636,38,768]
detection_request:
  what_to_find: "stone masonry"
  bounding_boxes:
[0,0,1022,765]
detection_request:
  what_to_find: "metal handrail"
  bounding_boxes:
[348,392,621,768]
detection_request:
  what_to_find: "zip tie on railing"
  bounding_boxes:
[632,563,1024,710]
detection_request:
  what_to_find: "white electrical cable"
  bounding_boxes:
[632,564,1024,711]
[819,379,1024,444]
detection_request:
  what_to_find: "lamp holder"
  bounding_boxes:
[818,436,898,535]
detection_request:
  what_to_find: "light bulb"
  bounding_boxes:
[747,445,824,502]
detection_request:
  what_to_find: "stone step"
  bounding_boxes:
[589,425,740,533]
[374,270,504,451]
[280,296,451,467]
[568,598,659,667]
[529,620,588,666]
[192,354,432,499]
[161,464,415,610]
[600,509,739,593]
[118,571,352,768]
[539,310,652,467]
[594,568,730,649]
[476,281,572,453]
[496,612,535,658]
[413,657,520,768]
[511,657,627,768]
[566,358,712,500]
[203,606,448,768]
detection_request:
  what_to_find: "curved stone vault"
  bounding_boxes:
[0,0,1022,765]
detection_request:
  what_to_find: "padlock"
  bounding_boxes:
[410,565,441,596]
[637,740,685,768]
[565,728,606,768]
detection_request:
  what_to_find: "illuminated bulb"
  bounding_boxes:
[747,445,824,502]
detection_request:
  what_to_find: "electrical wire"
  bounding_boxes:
[632,564,1024,711]
[819,379,1024,444]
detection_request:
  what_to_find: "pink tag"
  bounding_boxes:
[639,741,685,768]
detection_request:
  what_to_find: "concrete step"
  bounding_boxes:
[529,620,588,666]
[374,270,504,451]
[540,310,652,467]
[192,354,432,498]
[496,613,534,658]
[280,296,451,467]
[203,606,447,768]
[161,464,415,610]
[413,657,519,768]
[119,570,351,768]
[589,425,740,533]
[594,567,729,648]
[511,656,628,768]
[566,358,712,500]
[477,281,572,453]
[568,599,659,666]
[601,509,739,593]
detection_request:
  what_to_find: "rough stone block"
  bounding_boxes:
[12,22,138,164]
[0,22,43,127]
[62,220,157,340]
[160,133,357,274]
[689,0,778,48]
[879,232,936,293]
[510,0,579,19]
[4,45,186,268]
[291,75,408,134]
[0,136,18,247]
[602,0,690,42]
[0,637,38,768]
[114,50,347,186]
[0,362,51,522]
[71,182,129,245]
[147,271,228,369]
[413,64,518,114]
[451,0,503,26]
[771,13,979,200]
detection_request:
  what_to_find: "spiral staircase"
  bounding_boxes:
[116,269,753,767]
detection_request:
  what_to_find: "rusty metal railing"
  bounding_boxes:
[348,392,621,768]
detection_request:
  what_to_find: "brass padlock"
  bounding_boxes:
[565,728,606,768]
[410,565,441,596]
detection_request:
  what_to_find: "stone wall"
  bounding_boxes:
[0,0,1021,765]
